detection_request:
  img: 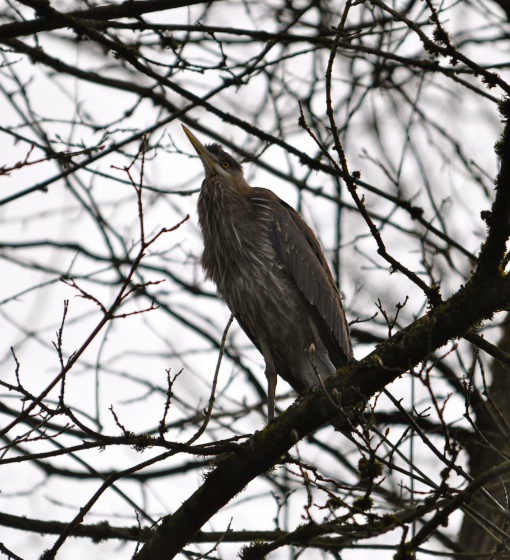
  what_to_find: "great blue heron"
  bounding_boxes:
[183,125,353,422]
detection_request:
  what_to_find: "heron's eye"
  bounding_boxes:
[222,161,230,169]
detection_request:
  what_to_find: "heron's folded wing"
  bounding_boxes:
[257,189,353,367]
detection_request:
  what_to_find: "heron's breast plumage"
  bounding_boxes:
[198,177,298,325]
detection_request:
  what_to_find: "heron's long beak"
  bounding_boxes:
[182,125,219,178]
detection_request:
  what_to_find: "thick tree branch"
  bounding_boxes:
[135,276,510,559]
[0,0,207,41]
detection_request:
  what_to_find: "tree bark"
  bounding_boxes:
[458,314,510,558]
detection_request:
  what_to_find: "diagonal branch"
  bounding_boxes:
[134,268,510,559]
[0,0,207,41]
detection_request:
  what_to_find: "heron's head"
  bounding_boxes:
[182,125,245,186]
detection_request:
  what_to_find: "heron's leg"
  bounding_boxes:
[260,340,277,423]
[265,366,277,423]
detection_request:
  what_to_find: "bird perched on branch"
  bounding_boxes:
[183,125,353,423]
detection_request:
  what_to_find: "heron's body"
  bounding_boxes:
[183,126,353,421]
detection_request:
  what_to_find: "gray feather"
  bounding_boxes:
[260,190,353,366]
